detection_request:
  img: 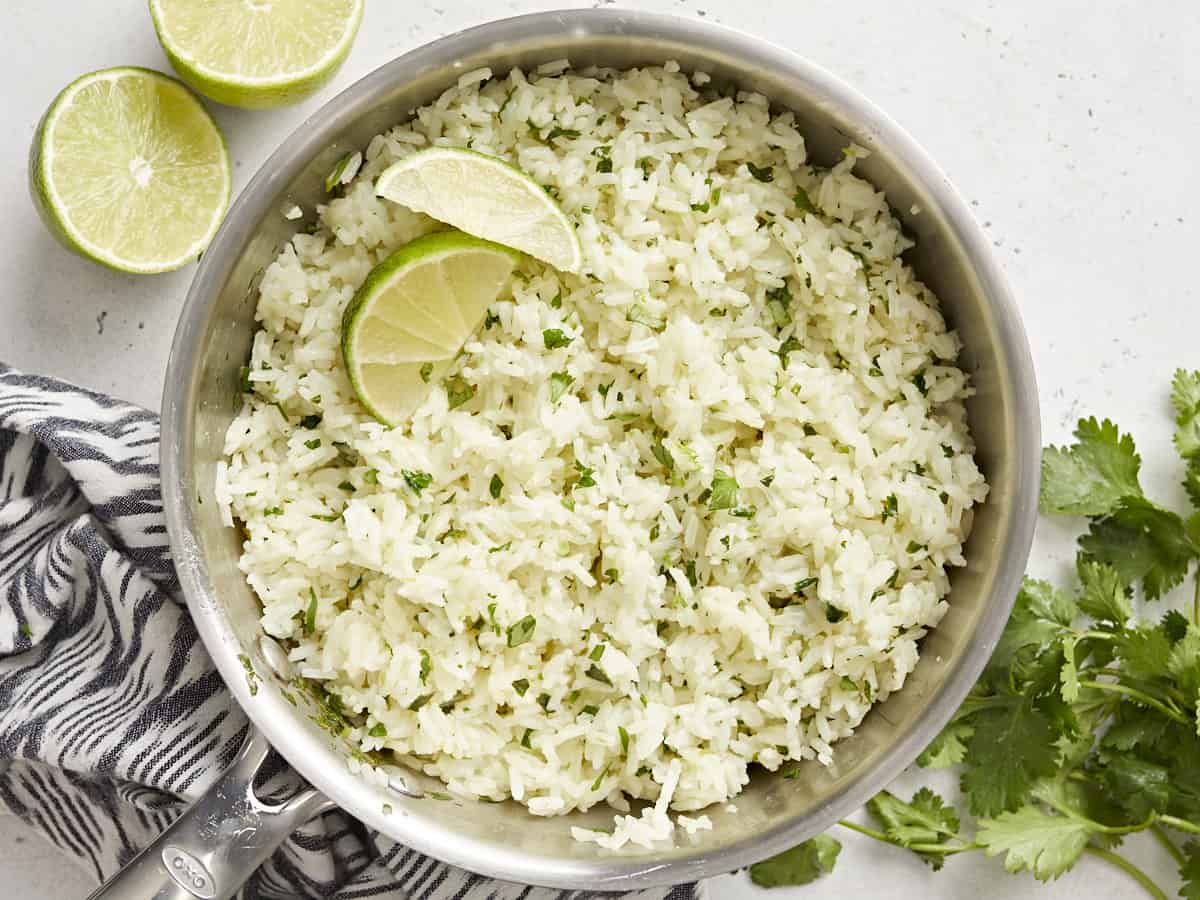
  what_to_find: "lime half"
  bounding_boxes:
[29,67,230,274]
[375,147,583,274]
[149,0,364,109]
[341,231,521,426]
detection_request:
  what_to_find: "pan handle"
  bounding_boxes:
[85,728,335,900]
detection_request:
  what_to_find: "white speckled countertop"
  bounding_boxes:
[3,0,1197,897]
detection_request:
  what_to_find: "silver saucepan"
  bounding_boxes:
[88,9,1039,899]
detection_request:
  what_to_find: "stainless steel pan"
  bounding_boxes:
[90,9,1040,899]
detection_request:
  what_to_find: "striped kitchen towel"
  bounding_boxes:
[0,364,700,900]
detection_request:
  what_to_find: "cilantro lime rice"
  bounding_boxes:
[217,60,988,850]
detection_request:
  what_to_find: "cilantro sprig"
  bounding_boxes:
[754,371,1200,897]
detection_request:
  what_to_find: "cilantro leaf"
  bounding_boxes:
[1059,634,1081,702]
[745,162,775,183]
[444,377,476,410]
[1169,733,1200,822]
[960,698,1060,816]
[1180,842,1200,900]
[1079,495,1197,600]
[402,469,432,495]
[1165,608,1192,643]
[1172,370,1200,509]
[917,720,973,769]
[976,805,1093,881]
[591,144,612,166]
[1096,751,1172,820]
[1112,621,1174,682]
[794,188,816,214]
[1186,469,1200,508]
[543,328,572,350]
[1167,625,1200,701]
[549,371,574,402]
[1101,706,1171,753]
[1173,369,1200,420]
[1173,369,1200,458]
[777,336,802,369]
[651,437,674,472]
[1075,559,1131,626]
[709,470,738,511]
[992,578,1076,667]
[585,664,612,686]
[303,590,317,636]
[1040,417,1142,516]
[573,459,596,488]
[506,615,536,647]
[748,834,841,887]
[1019,642,1080,737]
[866,788,960,870]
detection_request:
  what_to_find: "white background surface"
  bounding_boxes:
[2,0,1198,897]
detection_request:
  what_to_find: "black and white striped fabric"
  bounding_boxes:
[0,364,700,900]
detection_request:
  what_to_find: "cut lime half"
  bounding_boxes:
[29,67,231,274]
[148,0,364,109]
[341,231,522,426]
[375,147,583,274]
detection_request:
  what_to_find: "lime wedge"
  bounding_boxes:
[29,67,230,275]
[341,231,521,425]
[149,0,364,109]
[375,147,583,274]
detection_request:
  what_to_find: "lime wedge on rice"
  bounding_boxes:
[375,147,583,274]
[148,0,364,109]
[341,231,521,426]
[29,67,230,274]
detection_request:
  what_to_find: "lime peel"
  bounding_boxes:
[148,0,364,109]
[341,231,522,426]
[375,147,583,274]
[29,66,230,274]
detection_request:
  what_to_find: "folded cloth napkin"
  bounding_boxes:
[0,364,700,900]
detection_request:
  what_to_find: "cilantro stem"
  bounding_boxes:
[1037,792,1157,836]
[1083,847,1168,900]
[1149,823,1186,866]
[837,820,889,842]
[1193,569,1200,625]
[952,693,1021,718]
[1076,630,1119,643]
[1158,814,1200,836]
[1076,680,1191,725]
[837,820,979,855]
[1087,815,1158,836]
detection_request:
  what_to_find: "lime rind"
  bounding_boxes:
[375,147,584,274]
[148,0,364,109]
[29,66,231,275]
[341,231,522,426]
